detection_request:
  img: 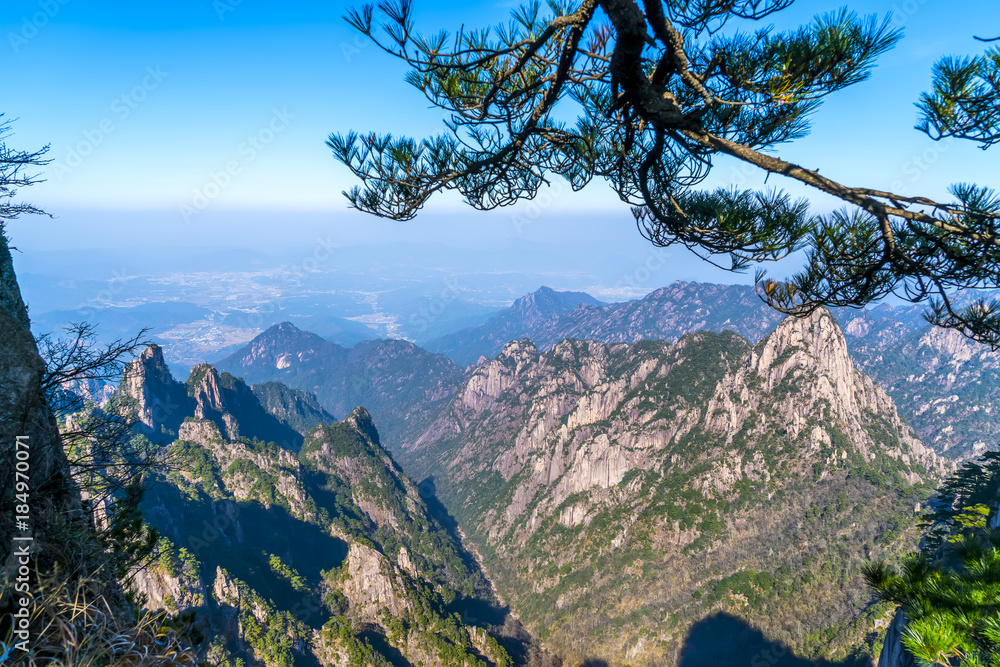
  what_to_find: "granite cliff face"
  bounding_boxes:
[0,230,81,560]
[404,310,944,665]
[186,362,306,450]
[216,321,464,452]
[0,228,165,663]
[117,343,193,439]
[876,611,916,667]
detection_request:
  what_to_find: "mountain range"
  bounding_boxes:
[214,322,464,451]
[219,282,1000,463]
[118,350,556,667]
[97,280,1000,666]
[420,282,1000,461]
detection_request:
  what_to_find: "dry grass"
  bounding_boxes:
[1,568,202,666]
[1,513,202,667]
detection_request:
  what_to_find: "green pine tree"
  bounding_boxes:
[330,1,1000,344]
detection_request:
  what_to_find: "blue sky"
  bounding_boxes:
[3,0,999,274]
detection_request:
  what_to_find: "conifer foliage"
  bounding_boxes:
[330,0,1000,345]
[864,452,1000,666]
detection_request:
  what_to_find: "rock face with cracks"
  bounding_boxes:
[0,231,82,564]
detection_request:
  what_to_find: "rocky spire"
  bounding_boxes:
[118,343,192,439]
[742,309,941,471]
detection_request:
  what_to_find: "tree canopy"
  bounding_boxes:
[329,0,1000,345]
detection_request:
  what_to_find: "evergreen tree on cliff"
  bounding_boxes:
[328,0,1000,344]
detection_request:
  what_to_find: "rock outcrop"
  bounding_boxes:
[130,349,537,667]
[117,343,193,439]
[0,226,143,663]
[340,542,412,623]
[0,228,83,565]
[185,363,303,449]
[877,610,916,667]
[130,561,206,613]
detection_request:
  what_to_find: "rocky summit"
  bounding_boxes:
[431,281,1000,461]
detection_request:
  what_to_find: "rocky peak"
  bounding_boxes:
[272,321,299,335]
[346,406,380,445]
[184,363,239,440]
[496,337,541,368]
[734,310,942,471]
[340,542,413,624]
[180,362,305,449]
[119,343,193,438]
[916,325,995,367]
[753,309,854,390]
[217,321,348,381]
[139,343,170,371]
[186,363,225,410]
[512,286,602,318]
[454,338,540,410]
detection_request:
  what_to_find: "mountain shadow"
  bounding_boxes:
[418,475,563,664]
[677,613,869,667]
[142,478,349,626]
[419,475,509,627]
